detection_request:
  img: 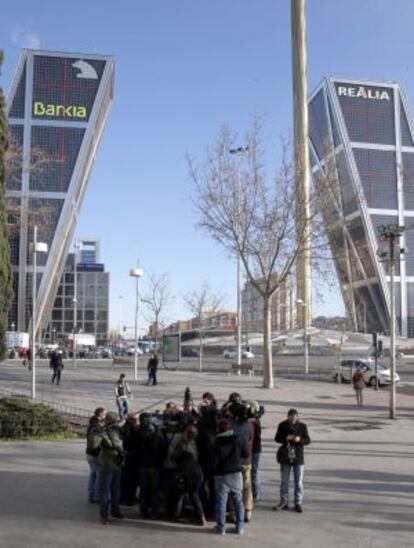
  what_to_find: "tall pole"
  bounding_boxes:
[389,238,396,420]
[378,224,403,419]
[134,275,139,381]
[304,306,309,376]
[229,146,248,374]
[73,240,78,369]
[291,0,312,330]
[31,225,37,400]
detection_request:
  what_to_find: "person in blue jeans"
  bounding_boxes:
[273,408,311,513]
[213,418,249,535]
[85,407,107,503]
[92,412,125,524]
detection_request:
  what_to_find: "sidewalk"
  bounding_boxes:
[0,359,413,547]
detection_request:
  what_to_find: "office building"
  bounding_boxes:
[47,241,109,345]
[309,77,414,336]
[242,275,293,332]
[5,49,114,335]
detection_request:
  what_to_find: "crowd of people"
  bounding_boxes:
[85,385,311,535]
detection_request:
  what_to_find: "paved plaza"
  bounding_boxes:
[0,359,413,548]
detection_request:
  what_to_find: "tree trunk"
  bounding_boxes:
[262,295,274,388]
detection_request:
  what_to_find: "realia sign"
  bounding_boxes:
[337,85,391,101]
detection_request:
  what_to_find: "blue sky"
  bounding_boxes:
[2,0,414,331]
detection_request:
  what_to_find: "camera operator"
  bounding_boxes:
[93,412,125,524]
[227,401,254,523]
[137,413,166,519]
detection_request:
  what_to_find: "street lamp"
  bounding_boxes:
[378,223,405,419]
[31,225,48,400]
[72,239,80,369]
[296,299,309,376]
[129,267,144,381]
[229,145,249,373]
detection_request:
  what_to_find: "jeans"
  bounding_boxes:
[251,452,261,501]
[116,397,129,419]
[86,454,100,501]
[99,470,121,518]
[280,464,304,504]
[214,472,244,532]
[147,369,157,385]
[52,368,61,384]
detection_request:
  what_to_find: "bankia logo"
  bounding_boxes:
[337,85,391,101]
[33,101,87,118]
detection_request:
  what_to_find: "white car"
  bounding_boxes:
[223,349,255,360]
[333,359,400,386]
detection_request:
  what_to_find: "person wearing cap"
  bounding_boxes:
[93,412,125,524]
[273,409,311,513]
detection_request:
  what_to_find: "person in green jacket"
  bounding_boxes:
[94,412,125,524]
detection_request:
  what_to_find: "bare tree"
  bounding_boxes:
[183,283,223,372]
[189,122,328,388]
[141,272,171,352]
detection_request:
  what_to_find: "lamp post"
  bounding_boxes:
[31,225,48,400]
[296,299,309,376]
[129,267,144,381]
[378,224,404,419]
[229,145,248,373]
[72,239,80,369]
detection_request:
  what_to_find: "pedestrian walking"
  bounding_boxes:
[273,408,311,513]
[352,368,365,407]
[50,349,64,385]
[147,353,159,386]
[85,407,106,503]
[213,418,249,536]
[115,373,131,419]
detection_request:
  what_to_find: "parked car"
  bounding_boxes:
[223,349,255,360]
[378,349,405,359]
[332,358,400,386]
[181,347,199,358]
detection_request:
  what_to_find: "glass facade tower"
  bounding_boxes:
[5,49,114,336]
[309,77,414,337]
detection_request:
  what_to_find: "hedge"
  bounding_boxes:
[0,398,69,439]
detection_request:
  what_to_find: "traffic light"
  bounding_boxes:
[378,340,383,353]
[372,332,378,349]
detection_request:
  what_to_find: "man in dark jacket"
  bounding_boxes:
[147,353,159,386]
[213,418,249,536]
[136,413,166,518]
[273,409,311,513]
[50,350,64,385]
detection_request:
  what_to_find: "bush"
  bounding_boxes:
[0,398,69,439]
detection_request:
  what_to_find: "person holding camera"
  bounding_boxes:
[213,418,249,535]
[273,409,311,513]
[85,407,107,503]
[137,413,166,519]
[93,411,125,524]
